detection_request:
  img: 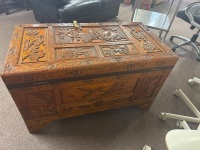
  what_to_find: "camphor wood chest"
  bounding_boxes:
[1,22,178,133]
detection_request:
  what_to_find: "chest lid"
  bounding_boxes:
[1,22,178,86]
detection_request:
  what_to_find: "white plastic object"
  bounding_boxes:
[143,145,152,150]
[166,129,200,150]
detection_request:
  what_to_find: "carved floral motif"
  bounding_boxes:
[81,60,94,65]
[22,29,47,63]
[100,44,138,57]
[130,27,146,41]
[111,57,124,62]
[102,45,129,57]
[12,33,20,40]
[8,48,17,55]
[128,27,162,52]
[4,64,15,72]
[143,40,158,51]
[47,64,57,69]
[56,47,98,60]
[54,27,128,43]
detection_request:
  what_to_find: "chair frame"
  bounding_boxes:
[159,77,200,130]
[170,3,200,61]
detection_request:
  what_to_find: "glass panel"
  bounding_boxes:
[132,0,183,32]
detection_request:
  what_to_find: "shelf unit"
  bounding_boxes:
[132,0,183,40]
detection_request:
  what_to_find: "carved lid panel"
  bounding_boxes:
[54,26,129,44]
[1,22,178,85]
[21,28,47,63]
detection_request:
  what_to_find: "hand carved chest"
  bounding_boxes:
[1,22,178,133]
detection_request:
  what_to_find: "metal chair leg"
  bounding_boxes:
[172,40,191,52]
[170,35,190,42]
[159,86,200,130]
[163,31,169,41]
[159,30,163,38]
[176,120,191,129]
[159,112,200,124]
[174,89,200,118]
[191,42,200,61]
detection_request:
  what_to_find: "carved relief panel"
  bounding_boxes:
[25,91,57,118]
[59,76,138,104]
[56,46,99,60]
[62,96,133,114]
[20,28,48,63]
[10,85,58,119]
[100,44,138,57]
[124,25,163,53]
[54,26,129,44]
[133,76,162,100]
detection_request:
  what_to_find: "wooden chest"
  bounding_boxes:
[1,22,178,133]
